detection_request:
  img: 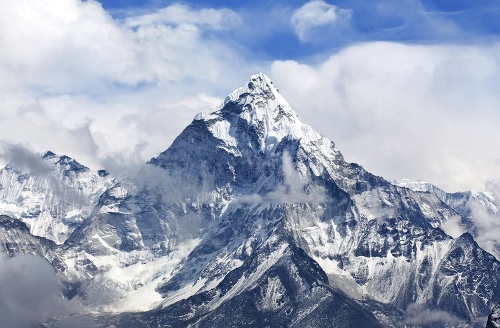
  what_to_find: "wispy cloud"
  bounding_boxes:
[404,303,463,326]
[0,142,52,175]
[0,252,102,327]
[0,143,90,205]
[469,180,500,258]
[240,152,327,205]
[486,179,500,202]
[0,0,254,171]
[123,3,241,30]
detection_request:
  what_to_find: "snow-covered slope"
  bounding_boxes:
[1,74,498,327]
[149,73,498,326]
[0,214,56,257]
[488,303,500,328]
[394,178,499,259]
[394,179,498,218]
[0,151,113,244]
[106,73,499,326]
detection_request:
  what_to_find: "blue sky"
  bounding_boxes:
[99,0,500,59]
[0,0,499,192]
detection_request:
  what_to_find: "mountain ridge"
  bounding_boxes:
[394,178,499,258]
[0,73,498,327]
[0,150,113,244]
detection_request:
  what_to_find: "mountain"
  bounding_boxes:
[488,303,500,328]
[0,73,499,327]
[393,179,498,222]
[0,151,113,244]
[394,178,499,258]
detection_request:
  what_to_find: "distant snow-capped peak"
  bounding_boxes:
[0,150,113,244]
[394,178,497,208]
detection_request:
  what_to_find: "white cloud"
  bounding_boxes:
[440,215,466,239]
[124,3,240,30]
[404,303,462,325]
[291,1,352,42]
[0,142,52,175]
[0,1,241,92]
[239,152,327,205]
[0,0,498,197]
[0,0,129,93]
[0,254,67,326]
[270,41,500,191]
[0,0,255,172]
[469,180,500,258]
[486,179,500,203]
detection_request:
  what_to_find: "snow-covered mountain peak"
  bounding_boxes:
[394,177,500,258]
[2,74,500,327]
[212,72,286,112]
[193,73,323,153]
[41,151,89,174]
[0,150,113,244]
[393,178,435,192]
[394,178,497,211]
[42,151,110,178]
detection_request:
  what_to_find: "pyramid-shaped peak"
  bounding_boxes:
[193,73,325,153]
[202,72,288,115]
[42,150,57,159]
[247,72,278,93]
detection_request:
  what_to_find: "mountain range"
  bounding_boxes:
[0,73,498,327]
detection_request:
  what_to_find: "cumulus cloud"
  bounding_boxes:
[0,0,254,172]
[291,1,352,42]
[270,41,500,191]
[0,0,128,93]
[0,0,240,91]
